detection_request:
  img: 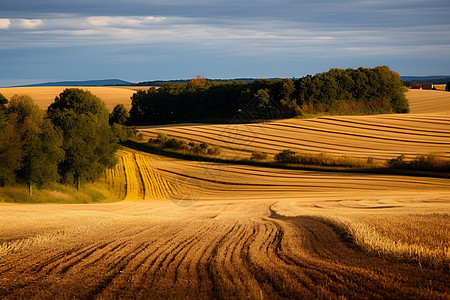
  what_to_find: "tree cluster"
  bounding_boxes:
[129,67,408,125]
[0,89,123,193]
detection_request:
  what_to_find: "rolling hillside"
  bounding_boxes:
[138,89,450,161]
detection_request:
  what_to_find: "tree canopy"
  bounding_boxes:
[5,95,64,193]
[0,92,8,129]
[129,66,408,125]
[109,104,129,125]
[48,88,118,188]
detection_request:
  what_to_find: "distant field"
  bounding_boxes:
[434,84,446,91]
[406,88,450,113]
[0,86,151,111]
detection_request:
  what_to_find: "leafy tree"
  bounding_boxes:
[18,119,64,194]
[48,88,118,189]
[109,104,129,125]
[446,82,450,92]
[189,75,207,89]
[7,94,63,193]
[0,122,24,186]
[254,89,270,108]
[0,92,8,129]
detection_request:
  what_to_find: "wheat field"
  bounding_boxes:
[1,88,449,299]
[0,86,150,111]
[139,89,450,161]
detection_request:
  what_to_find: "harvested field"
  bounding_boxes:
[1,149,449,298]
[1,190,449,298]
[138,89,450,161]
[139,113,450,161]
[406,88,450,114]
[0,86,151,111]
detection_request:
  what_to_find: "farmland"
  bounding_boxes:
[0,86,150,111]
[138,89,450,161]
[0,88,450,298]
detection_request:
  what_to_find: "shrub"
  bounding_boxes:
[251,151,268,160]
[156,133,169,145]
[388,154,405,168]
[207,146,221,156]
[274,150,299,163]
[149,134,222,156]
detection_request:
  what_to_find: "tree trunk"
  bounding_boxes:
[28,182,32,195]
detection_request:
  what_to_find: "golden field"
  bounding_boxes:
[0,88,450,298]
[0,86,151,111]
[139,89,450,161]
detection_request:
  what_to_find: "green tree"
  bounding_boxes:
[0,92,8,129]
[446,82,450,92]
[109,104,129,125]
[7,94,64,193]
[254,89,270,108]
[48,88,118,189]
[19,119,64,194]
[0,122,24,186]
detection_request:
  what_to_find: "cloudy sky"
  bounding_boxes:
[1,0,449,86]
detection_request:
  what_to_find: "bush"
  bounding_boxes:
[251,151,268,160]
[274,150,299,163]
[388,154,450,172]
[388,154,405,168]
[149,134,222,156]
[275,150,370,168]
[156,133,169,145]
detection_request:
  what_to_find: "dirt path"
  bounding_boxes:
[0,199,448,299]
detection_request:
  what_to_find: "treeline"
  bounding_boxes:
[129,66,408,125]
[0,89,130,193]
[403,77,450,86]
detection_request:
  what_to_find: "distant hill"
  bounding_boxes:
[17,79,136,87]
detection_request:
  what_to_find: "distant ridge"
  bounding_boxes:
[16,79,135,87]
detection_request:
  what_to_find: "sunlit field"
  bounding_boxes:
[0,86,151,111]
[0,88,449,299]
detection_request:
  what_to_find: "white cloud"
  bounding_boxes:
[86,16,166,28]
[14,19,44,29]
[0,19,11,29]
[1,14,449,60]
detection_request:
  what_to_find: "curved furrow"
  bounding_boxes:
[270,123,450,145]
[214,223,261,298]
[268,213,450,298]
[317,116,450,136]
[156,164,450,194]
[84,241,151,299]
[29,243,102,275]
[147,124,413,157]
[173,163,448,188]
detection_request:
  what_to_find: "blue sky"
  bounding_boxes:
[0,0,449,86]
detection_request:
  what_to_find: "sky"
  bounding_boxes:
[0,0,449,86]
